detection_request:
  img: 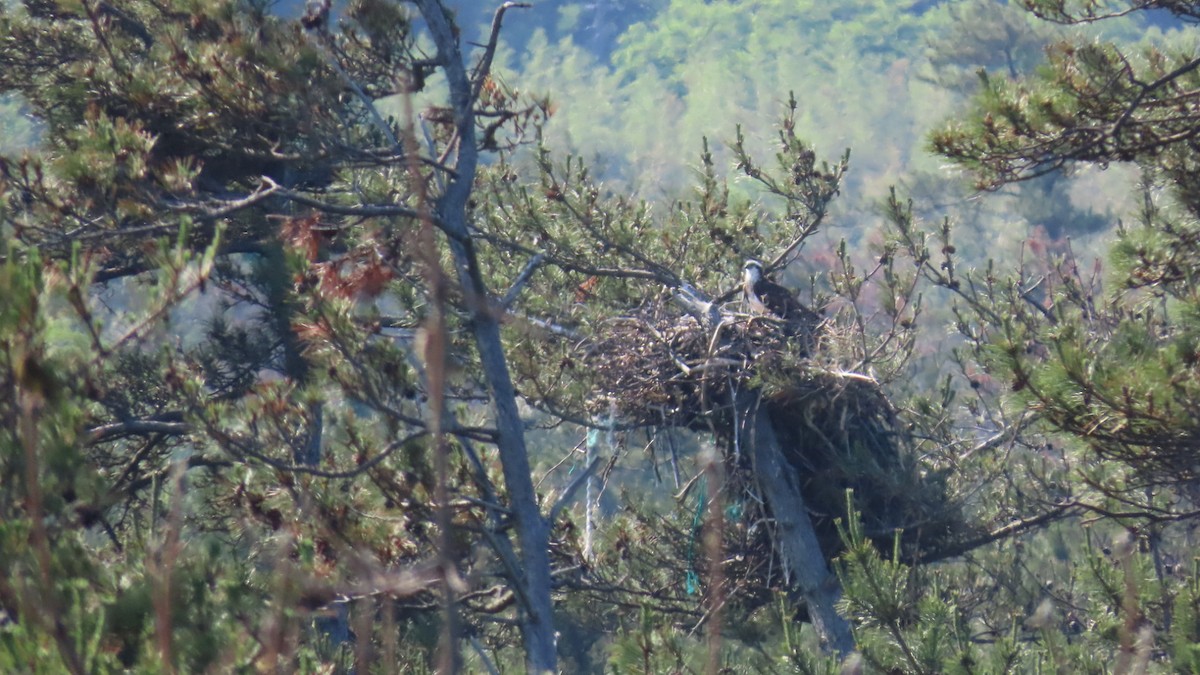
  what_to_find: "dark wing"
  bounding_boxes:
[757,279,802,318]
[758,279,823,346]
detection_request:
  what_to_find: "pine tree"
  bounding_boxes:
[930,0,1200,520]
[0,0,560,670]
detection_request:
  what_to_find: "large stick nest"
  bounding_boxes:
[582,309,812,427]
[581,306,959,558]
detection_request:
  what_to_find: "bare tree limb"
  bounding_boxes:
[908,503,1078,565]
[742,392,855,655]
[499,253,544,309]
[87,420,189,443]
[548,455,603,525]
[412,1,558,669]
[470,2,532,105]
[265,178,450,228]
[303,23,402,153]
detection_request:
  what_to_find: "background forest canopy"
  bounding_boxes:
[4,0,1200,673]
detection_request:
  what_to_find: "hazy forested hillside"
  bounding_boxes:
[495,0,1156,387]
[4,0,1200,672]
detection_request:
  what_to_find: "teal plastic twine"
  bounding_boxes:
[685,476,707,595]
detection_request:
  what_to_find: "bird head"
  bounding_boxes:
[742,259,764,283]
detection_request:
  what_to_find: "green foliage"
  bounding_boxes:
[5,0,1200,670]
[921,1,1200,507]
[0,218,285,672]
[0,0,542,669]
[510,0,959,195]
[1173,571,1200,673]
[833,496,1200,674]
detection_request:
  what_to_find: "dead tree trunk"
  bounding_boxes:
[415,2,558,671]
[741,392,855,655]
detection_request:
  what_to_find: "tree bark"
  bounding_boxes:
[413,2,557,671]
[742,393,855,655]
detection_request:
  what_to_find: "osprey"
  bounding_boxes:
[741,259,822,337]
